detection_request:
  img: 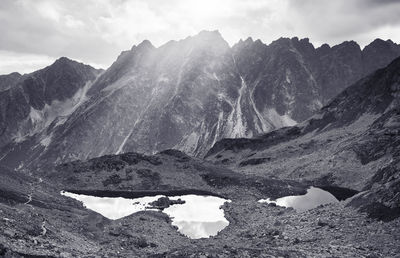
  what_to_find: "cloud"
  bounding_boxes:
[0,0,399,74]
[0,50,55,75]
[286,0,400,46]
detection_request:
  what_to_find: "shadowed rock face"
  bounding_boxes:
[1,32,400,171]
[206,57,400,221]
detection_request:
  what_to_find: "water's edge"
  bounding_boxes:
[65,189,227,199]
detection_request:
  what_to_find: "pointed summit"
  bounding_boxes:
[53,56,74,65]
[189,30,229,53]
[138,39,154,49]
[130,39,155,51]
[244,37,254,44]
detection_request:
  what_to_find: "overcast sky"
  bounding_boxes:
[1,0,400,74]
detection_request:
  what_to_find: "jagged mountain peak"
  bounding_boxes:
[52,56,86,68]
[365,38,398,49]
[186,30,230,51]
[46,56,100,76]
[236,37,266,49]
[4,71,21,77]
[332,40,361,51]
[54,56,74,64]
[316,43,331,53]
[244,37,254,43]
[135,39,155,50]
[267,36,316,51]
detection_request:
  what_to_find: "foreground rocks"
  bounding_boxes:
[1,186,399,257]
[1,158,399,257]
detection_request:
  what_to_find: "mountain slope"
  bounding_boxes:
[1,32,400,170]
[0,58,101,166]
[206,56,400,220]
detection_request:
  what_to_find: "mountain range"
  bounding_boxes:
[1,31,400,170]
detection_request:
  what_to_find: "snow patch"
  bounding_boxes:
[158,75,170,83]
[227,76,247,138]
[265,108,297,128]
[212,111,224,146]
[285,69,291,84]
[29,108,42,124]
[116,129,134,155]
[40,133,53,148]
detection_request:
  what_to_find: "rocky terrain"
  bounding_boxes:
[1,151,399,257]
[1,32,400,172]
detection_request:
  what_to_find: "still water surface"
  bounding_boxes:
[258,187,339,212]
[61,191,230,239]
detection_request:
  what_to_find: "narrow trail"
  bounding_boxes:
[22,176,48,239]
[41,221,47,236]
[24,193,32,205]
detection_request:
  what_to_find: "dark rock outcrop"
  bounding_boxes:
[148,196,185,210]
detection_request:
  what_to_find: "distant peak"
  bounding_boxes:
[317,43,331,53]
[138,39,154,49]
[189,30,229,50]
[334,40,361,51]
[371,38,387,44]
[245,37,253,43]
[8,72,21,76]
[52,57,81,68]
[300,38,310,44]
[254,39,263,45]
[365,38,397,48]
[54,56,73,63]
[131,39,155,51]
[320,43,331,49]
[49,57,98,73]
